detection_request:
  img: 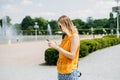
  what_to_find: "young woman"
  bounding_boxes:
[48,15,80,80]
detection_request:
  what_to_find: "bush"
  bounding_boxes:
[102,38,111,47]
[79,44,89,57]
[103,34,120,45]
[44,35,120,65]
[80,39,99,53]
[93,38,103,49]
[103,34,117,38]
[45,48,59,65]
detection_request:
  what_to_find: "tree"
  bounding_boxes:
[21,16,34,30]
[27,26,34,35]
[14,23,21,30]
[34,17,48,31]
[84,17,94,29]
[6,16,11,24]
[72,19,85,29]
[0,16,11,26]
[14,23,22,35]
[93,19,109,28]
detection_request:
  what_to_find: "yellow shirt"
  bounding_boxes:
[57,33,80,74]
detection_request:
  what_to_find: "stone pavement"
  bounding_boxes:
[78,44,120,80]
[0,42,120,80]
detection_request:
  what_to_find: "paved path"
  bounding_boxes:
[78,44,120,80]
[0,42,120,80]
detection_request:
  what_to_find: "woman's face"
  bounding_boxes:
[58,23,67,33]
[59,25,67,34]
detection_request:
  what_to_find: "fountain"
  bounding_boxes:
[0,16,18,43]
[46,24,52,41]
[0,18,61,43]
[91,27,95,38]
[47,24,52,35]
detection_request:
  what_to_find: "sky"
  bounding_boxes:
[0,0,119,24]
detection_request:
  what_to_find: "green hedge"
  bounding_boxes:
[80,39,99,57]
[45,48,59,65]
[45,35,120,65]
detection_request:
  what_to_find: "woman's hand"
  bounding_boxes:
[48,41,58,49]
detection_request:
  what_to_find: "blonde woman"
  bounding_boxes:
[48,15,80,80]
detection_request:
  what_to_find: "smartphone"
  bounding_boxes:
[46,39,49,41]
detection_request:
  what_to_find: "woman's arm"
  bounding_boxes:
[48,34,79,60]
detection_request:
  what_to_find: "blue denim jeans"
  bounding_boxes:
[58,70,79,80]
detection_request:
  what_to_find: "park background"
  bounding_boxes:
[0,0,120,80]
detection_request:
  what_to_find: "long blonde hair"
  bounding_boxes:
[58,15,78,34]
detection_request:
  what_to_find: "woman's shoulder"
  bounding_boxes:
[72,33,79,40]
[73,33,79,37]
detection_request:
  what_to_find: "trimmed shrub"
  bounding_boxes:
[93,38,103,49]
[103,34,120,45]
[44,35,120,65]
[103,34,117,38]
[79,44,89,57]
[45,48,59,65]
[80,39,99,53]
[103,38,111,47]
